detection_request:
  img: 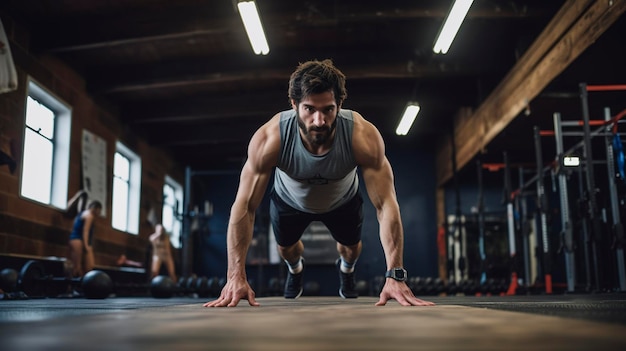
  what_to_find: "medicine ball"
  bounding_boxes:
[0,268,18,293]
[82,270,113,299]
[151,275,176,298]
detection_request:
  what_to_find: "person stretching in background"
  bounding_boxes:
[150,224,177,282]
[68,200,102,277]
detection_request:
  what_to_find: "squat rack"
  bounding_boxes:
[538,83,626,293]
[499,83,626,294]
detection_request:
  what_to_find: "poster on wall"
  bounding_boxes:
[82,129,107,216]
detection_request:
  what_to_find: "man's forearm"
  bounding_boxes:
[378,207,404,269]
[226,212,255,280]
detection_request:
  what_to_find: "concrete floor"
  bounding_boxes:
[1,295,626,351]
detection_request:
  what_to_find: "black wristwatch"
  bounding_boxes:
[385,267,407,282]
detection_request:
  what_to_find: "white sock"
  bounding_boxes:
[285,257,303,274]
[340,257,357,273]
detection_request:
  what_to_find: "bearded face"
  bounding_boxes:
[297,112,337,146]
[293,91,340,147]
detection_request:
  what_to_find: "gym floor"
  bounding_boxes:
[1,294,625,350]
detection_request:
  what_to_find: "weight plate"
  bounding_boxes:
[18,260,46,297]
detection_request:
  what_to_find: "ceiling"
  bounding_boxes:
[1,0,624,186]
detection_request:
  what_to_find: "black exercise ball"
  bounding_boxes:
[151,275,176,298]
[0,268,18,292]
[82,270,113,299]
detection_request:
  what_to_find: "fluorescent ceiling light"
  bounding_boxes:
[396,103,420,136]
[433,0,474,54]
[237,1,270,55]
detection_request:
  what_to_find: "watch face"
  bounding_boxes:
[386,268,407,281]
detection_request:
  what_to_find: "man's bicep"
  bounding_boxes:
[233,116,278,211]
[235,160,272,212]
[361,159,396,209]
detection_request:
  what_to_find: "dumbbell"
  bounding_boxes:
[196,276,210,298]
[423,277,437,295]
[446,281,459,295]
[152,275,219,298]
[409,277,424,295]
[185,275,198,294]
[18,260,113,299]
[460,279,478,295]
[433,278,445,295]
[192,276,221,298]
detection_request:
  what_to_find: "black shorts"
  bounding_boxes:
[269,190,363,247]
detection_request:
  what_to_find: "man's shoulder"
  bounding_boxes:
[247,113,282,170]
[347,110,376,133]
[278,109,296,120]
[350,111,384,166]
[338,108,354,119]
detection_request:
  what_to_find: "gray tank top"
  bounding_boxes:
[273,109,359,213]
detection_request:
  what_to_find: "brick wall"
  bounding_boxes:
[0,14,183,269]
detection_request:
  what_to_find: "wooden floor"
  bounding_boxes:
[1,295,626,351]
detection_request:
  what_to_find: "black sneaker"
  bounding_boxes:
[336,259,358,298]
[284,259,304,299]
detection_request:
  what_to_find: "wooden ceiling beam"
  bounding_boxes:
[435,0,626,186]
[97,61,477,94]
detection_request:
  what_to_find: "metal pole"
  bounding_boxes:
[519,168,532,288]
[580,82,603,291]
[476,159,487,285]
[534,125,552,293]
[182,166,193,277]
[604,107,626,291]
[577,164,595,291]
[450,129,464,282]
[553,112,576,292]
[504,152,519,294]
[504,152,517,259]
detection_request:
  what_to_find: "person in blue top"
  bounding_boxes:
[68,200,102,277]
[204,59,434,308]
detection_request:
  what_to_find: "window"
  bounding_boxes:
[162,176,183,248]
[111,142,141,234]
[20,79,71,208]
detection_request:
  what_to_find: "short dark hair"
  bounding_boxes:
[288,59,347,107]
[88,200,102,210]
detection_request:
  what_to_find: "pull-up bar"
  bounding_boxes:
[481,162,535,172]
[538,108,626,136]
[586,84,626,92]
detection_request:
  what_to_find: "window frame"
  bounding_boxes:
[20,78,72,209]
[162,175,183,249]
[111,142,142,234]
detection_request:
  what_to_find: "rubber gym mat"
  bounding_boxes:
[1,297,625,351]
[2,294,626,325]
[0,297,198,323]
[430,294,626,325]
